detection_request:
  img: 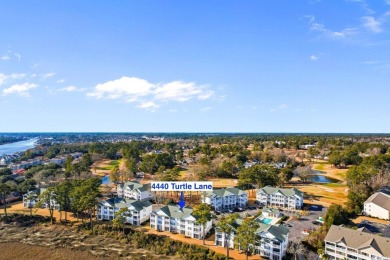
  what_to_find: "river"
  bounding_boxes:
[0,138,38,156]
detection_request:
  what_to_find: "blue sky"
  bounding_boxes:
[1,0,390,132]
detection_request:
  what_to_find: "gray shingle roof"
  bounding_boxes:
[156,205,194,219]
[122,181,150,192]
[258,185,303,197]
[325,225,390,257]
[226,218,289,242]
[365,192,390,211]
[262,207,280,214]
[101,197,152,212]
[205,187,247,198]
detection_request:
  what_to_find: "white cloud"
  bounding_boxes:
[1,55,11,61]
[270,104,288,112]
[137,101,160,112]
[2,83,37,97]
[56,79,66,83]
[362,16,382,33]
[310,55,319,61]
[42,72,56,79]
[87,76,215,111]
[57,86,85,92]
[308,16,358,39]
[0,73,27,86]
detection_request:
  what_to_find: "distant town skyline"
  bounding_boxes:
[1,1,390,132]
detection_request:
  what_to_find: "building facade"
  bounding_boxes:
[256,186,303,209]
[97,197,152,226]
[23,188,60,210]
[202,187,248,211]
[363,186,390,220]
[117,181,154,201]
[150,205,212,240]
[325,225,390,260]
[215,218,289,260]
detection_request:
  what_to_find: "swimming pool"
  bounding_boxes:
[262,218,272,224]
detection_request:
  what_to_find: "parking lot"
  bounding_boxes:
[283,205,327,242]
[357,220,390,238]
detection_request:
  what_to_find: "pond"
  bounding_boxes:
[308,170,340,183]
[101,175,111,184]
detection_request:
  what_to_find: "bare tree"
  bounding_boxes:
[287,239,307,260]
[295,166,313,183]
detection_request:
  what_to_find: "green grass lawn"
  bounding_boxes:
[313,164,326,171]
[108,160,120,166]
[319,183,346,188]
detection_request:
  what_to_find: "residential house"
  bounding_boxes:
[97,197,152,226]
[202,187,248,211]
[117,181,154,201]
[363,186,390,220]
[215,218,289,260]
[325,225,390,260]
[150,205,212,240]
[256,186,303,209]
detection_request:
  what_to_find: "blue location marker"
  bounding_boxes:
[178,191,185,209]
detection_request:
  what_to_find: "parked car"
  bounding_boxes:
[228,209,234,213]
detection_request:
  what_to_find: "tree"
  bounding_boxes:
[193,203,213,245]
[25,192,36,216]
[295,166,312,183]
[17,179,36,197]
[238,164,279,189]
[54,181,72,222]
[217,213,239,260]
[234,219,259,260]
[35,187,56,224]
[279,166,294,187]
[287,239,306,260]
[110,165,120,184]
[0,183,11,217]
[113,207,128,234]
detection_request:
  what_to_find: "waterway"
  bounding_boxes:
[0,138,38,156]
[308,170,339,183]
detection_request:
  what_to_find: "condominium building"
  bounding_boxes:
[201,187,248,211]
[23,188,60,210]
[363,186,390,220]
[150,205,212,239]
[97,197,152,226]
[117,181,154,201]
[256,186,303,209]
[215,218,289,260]
[325,225,390,260]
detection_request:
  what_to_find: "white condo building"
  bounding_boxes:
[97,197,152,226]
[363,186,390,220]
[325,225,390,260]
[150,205,212,240]
[117,181,154,201]
[201,187,248,211]
[215,218,289,260]
[256,186,303,209]
[23,188,60,210]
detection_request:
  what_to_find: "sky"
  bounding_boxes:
[1,0,390,133]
